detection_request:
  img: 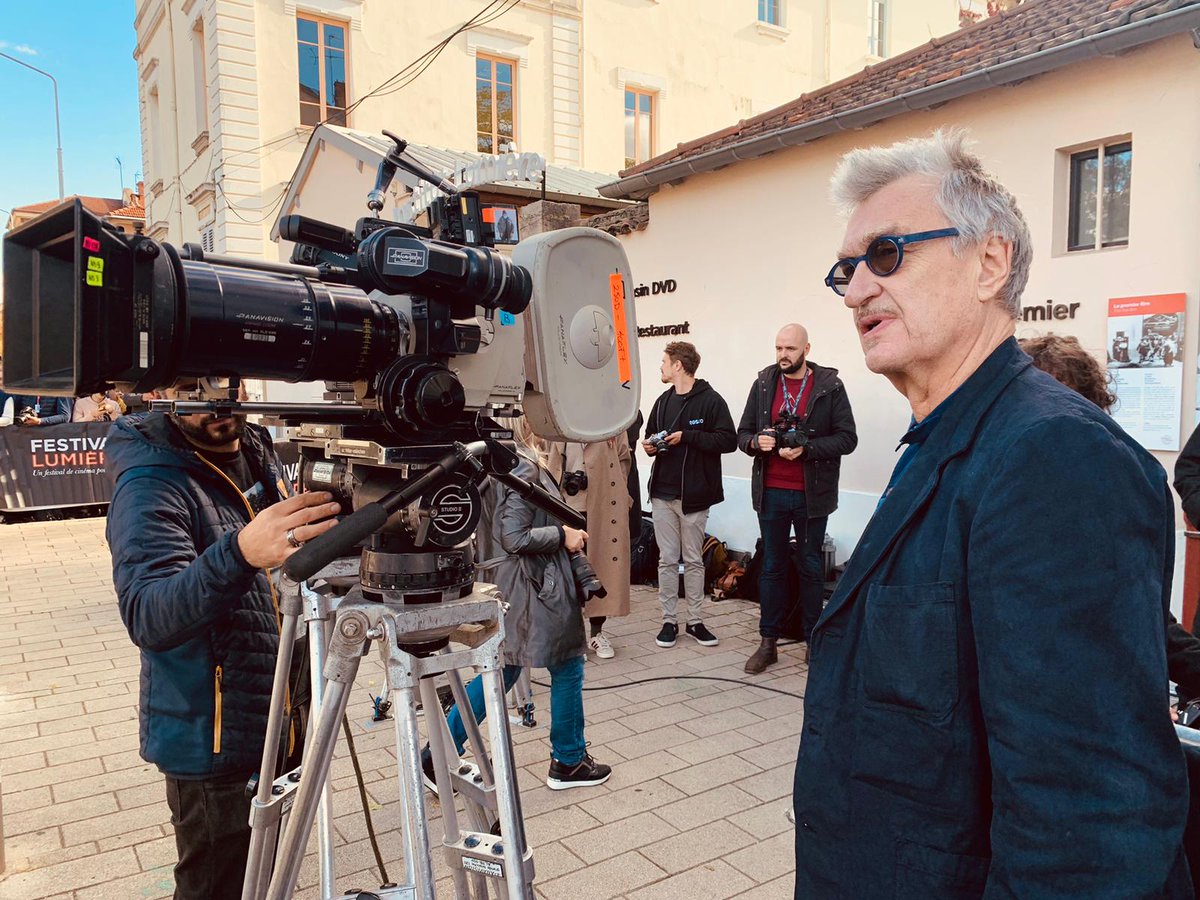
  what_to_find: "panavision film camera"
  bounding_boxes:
[2,130,641,595]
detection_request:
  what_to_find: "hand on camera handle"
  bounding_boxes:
[237,491,342,569]
[756,430,776,453]
[563,526,588,553]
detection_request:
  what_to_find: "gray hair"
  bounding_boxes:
[830,129,1032,318]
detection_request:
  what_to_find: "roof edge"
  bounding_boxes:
[599,5,1200,200]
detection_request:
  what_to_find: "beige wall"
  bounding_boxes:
[617,34,1200,593]
[133,0,959,259]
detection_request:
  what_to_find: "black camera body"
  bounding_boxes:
[769,414,810,451]
[561,470,588,497]
[648,430,671,454]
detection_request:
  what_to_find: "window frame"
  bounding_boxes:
[1067,139,1132,253]
[758,0,782,27]
[624,87,656,170]
[868,0,889,57]
[475,53,519,156]
[296,13,350,128]
[192,19,208,136]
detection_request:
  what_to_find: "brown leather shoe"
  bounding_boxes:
[744,637,778,674]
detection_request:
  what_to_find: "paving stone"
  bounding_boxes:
[639,819,759,875]
[576,778,687,825]
[655,783,761,831]
[628,858,754,900]
[0,846,140,898]
[536,849,667,900]
[726,796,794,840]
[560,810,677,864]
[725,829,796,884]
[661,753,762,796]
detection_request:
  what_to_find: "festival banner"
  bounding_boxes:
[0,422,114,511]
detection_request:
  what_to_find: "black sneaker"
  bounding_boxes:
[420,745,438,793]
[686,622,719,647]
[655,622,678,648]
[546,754,612,790]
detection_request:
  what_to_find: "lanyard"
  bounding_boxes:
[779,369,810,418]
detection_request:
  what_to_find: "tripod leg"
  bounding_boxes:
[266,610,367,900]
[420,678,473,899]
[480,668,533,900]
[394,673,438,899]
[242,603,301,900]
[309,615,336,900]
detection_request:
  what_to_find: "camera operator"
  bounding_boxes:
[548,437,633,660]
[72,391,122,422]
[105,380,341,900]
[737,323,857,674]
[642,341,737,649]
[13,394,74,426]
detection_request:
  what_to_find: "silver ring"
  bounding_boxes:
[286,528,303,549]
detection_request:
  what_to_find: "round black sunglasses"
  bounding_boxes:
[824,227,960,296]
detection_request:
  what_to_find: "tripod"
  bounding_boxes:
[241,566,534,900]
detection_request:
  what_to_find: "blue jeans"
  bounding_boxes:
[445,655,587,765]
[757,487,828,640]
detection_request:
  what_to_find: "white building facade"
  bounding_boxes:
[132,0,961,258]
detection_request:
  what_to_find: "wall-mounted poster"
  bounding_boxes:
[1107,293,1186,451]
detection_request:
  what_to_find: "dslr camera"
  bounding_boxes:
[647,430,671,454]
[561,470,588,497]
[768,414,809,451]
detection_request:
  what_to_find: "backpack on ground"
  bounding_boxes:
[629,511,659,585]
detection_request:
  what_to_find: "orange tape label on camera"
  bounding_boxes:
[609,273,632,387]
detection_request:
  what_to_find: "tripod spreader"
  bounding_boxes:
[282,439,586,583]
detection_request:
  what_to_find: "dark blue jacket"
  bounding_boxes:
[795,338,1191,898]
[106,413,292,779]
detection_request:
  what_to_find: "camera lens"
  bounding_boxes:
[172,255,402,386]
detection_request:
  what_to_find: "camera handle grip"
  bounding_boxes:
[283,503,389,582]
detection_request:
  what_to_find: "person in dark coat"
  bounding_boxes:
[106,386,340,900]
[429,415,612,790]
[795,130,1191,898]
[737,323,857,672]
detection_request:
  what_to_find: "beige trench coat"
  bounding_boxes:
[548,438,632,618]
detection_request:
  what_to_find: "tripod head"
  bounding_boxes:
[267,420,583,654]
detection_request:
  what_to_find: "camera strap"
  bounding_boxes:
[779,369,810,419]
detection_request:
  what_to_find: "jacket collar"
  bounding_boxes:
[817,337,1029,628]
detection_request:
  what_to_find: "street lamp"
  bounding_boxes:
[0,51,65,199]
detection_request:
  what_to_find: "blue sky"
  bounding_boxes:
[0,4,142,221]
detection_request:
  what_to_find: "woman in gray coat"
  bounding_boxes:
[425,417,612,791]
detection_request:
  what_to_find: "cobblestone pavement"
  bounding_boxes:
[0,517,805,899]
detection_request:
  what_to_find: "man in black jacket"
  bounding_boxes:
[643,341,737,648]
[737,324,857,673]
[106,384,341,900]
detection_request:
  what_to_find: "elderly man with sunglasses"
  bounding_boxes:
[794,130,1191,898]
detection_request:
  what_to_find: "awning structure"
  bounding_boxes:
[272,124,629,240]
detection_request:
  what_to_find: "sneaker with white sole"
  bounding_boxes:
[588,632,615,659]
[655,622,678,648]
[685,622,719,646]
[546,753,612,790]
